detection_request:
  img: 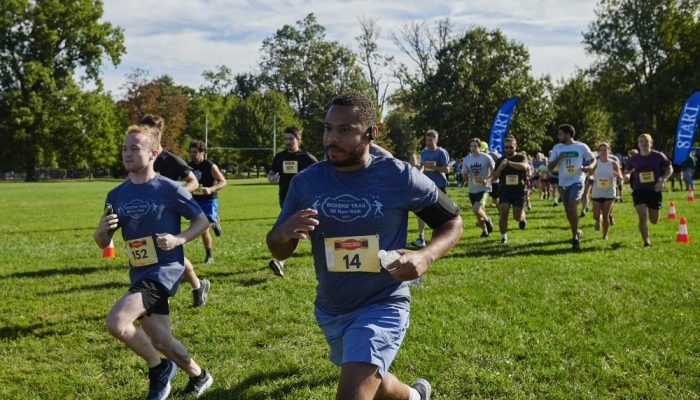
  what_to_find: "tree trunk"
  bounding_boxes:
[25,155,38,182]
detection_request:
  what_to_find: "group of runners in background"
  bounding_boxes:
[93,91,693,399]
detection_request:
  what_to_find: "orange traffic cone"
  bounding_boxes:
[667,201,677,219]
[688,187,695,202]
[102,239,116,258]
[676,217,689,243]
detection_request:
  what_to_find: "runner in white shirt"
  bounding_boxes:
[548,124,595,250]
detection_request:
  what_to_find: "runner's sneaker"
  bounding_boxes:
[211,218,222,237]
[203,255,214,265]
[411,378,432,400]
[594,220,600,231]
[500,237,507,244]
[519,220,527,230]
[268,259,284,277]
[192,279,210,307]
[411,237,426,248]
[484,218,494,233]
[183,369,213,398]
[146,359,176,400]
[480,230,489,238]
[609,215,615,226]
[572,238,581,250]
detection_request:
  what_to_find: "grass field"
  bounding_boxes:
[0,178,698,399]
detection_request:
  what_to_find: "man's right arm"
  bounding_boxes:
[268,155,281,181]
[94,212,118,248]
[548,148,562,171]
[266,209,319,260]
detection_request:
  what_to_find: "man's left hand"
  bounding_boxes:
[156,233,185,251]
[385,249,431,281]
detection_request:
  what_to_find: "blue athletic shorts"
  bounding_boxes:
[315,301,410,378]
[196,199,219,222]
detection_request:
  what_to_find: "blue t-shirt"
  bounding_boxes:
[106,175,203,295]
[274,156,438,315]
[420,147,450,188]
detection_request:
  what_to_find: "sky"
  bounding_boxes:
[99,0,600,98]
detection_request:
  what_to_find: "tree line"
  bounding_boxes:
[1,0,699,181]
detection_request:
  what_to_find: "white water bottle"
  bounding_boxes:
[378,249,401,271]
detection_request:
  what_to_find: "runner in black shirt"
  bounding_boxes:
[139,114,211,307]
[189,140,227,265]
[491,135,529,244]
[266,126,318,276]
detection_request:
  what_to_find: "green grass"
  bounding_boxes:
[0,179,698,399]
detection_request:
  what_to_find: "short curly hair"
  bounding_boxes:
[326,92,376,128]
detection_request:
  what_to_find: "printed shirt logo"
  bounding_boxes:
[119,199,158,219]
[469,162,483,176]
[334,238,369,250]
[193,170,202,180]
[319,194,383,222]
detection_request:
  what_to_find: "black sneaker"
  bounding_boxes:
[146,359,176,400]
[572,238,581,250]
[268,259,284,277]
[609,215,615,226]
[484,218,494,233]
[211,218,222,237]
[192,279,210,307]
[480,230,489,238]
[183,369,213,398]
[203,255,214,265]
[500,237,507,244]
[411,378,432,400]
[519,220,527,230]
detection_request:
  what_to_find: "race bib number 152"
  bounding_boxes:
[125,236,158,267]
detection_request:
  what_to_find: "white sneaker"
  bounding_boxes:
[411,378,432,400]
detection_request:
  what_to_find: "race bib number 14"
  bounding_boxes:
[325,235,380,273]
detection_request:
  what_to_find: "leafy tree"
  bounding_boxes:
[407,27,554,156]
[51,84,122,174]
[583,0,700,152]
[0,0,124,180]
[356,17,394,117]
[551,70,614,150]
[259,13,371,155]
[117,71,191,155]
[220,90,301,171]
[384,108,420,161]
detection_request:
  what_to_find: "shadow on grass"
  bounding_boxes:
[442,239,597,258]
[0,266,103,280]
[39,281,127,295]
[0,226,96,234]
[1,314,104,340]
[198,368,336,400]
